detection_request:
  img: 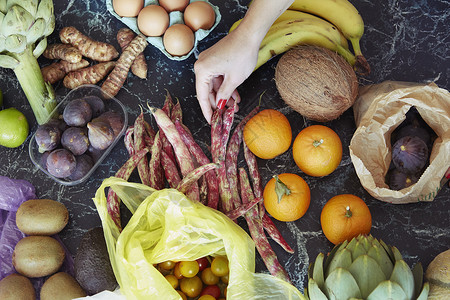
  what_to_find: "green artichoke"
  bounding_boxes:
[0,0,56,124]
[306,235,429,300]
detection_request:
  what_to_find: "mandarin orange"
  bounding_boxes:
[243,109,292,159]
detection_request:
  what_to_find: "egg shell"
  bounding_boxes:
[159,0,189,12]
[163,24,195,56]
[138,5,170,37]
[112,0,143,17]
[184,1,215,31]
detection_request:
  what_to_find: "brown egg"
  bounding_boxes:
[138,5,170,37]
[184,1,215,31]
[159,0,189,12]
[163,24,195,56]
[113,0,144,17]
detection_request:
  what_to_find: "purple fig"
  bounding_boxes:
[63,98,92,127]
[392,136,428,174]
[87,121,115,150]
[46,149,77,178]
[61,127,89,156]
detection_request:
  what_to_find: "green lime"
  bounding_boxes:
[0,107,29,148]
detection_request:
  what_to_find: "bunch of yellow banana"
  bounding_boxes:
[229,0,370,74]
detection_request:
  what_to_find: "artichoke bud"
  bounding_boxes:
[26,17,45,44]
[2,5,34,36]
[32,36,46,57]
[5,33,26,53]
[7,0,38,17]
[0,37,5,52]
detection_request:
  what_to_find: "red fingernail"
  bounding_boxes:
[217,99,227,109]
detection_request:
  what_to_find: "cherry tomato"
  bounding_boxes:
[177,290,187,300]
[197,257,209,272]
[180,276,203,298]
[164,274,178,289]
[211,256,229,277]
[174,262,184,279]
[201,267,219,285]
[159,260,176,270]
[198,295,216,300]
[220,274,229,284]
[200,284,221,298]
[179,260,199,278]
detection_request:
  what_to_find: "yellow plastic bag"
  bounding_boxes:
[93,177,305,300]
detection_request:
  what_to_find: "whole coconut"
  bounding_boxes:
[275,45,359,122]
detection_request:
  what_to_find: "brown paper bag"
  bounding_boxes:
[349,81,450,204]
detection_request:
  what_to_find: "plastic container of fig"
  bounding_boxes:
[29,85,128,186]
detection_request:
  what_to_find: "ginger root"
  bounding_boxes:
[101,34,148,98]
[59,26,119,62]
[42,59,89,84]
[117,28,148,79]
[43,44,82,63]
[63,61,116,89]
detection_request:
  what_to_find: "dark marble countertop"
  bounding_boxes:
[0,0,449,295]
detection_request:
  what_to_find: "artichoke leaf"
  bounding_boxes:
[366,280,407,300]
[0,54,18,68]
[379,239,396,263]
[6,0,38,17]
[32,36,46,57]
[325,248,352,277]
[5,33,26,53]
[1,5,34,36]
[411,263,424,299]
[308,278,328,300]
[312,253,326,291]
[391,246,404,262]
[44,14,55,36]
[36,0,53,20]
[367,243,394,279]
[351,238,369,259]
[324,268,362,300]
[26,18,45,44]
[0,11,4,28]
[348,254,386,298]
[0,0,6,14]
[324,240,348,271]
[415,282,429,300]
[390,259,415,299]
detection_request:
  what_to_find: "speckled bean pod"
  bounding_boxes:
[161,150,181,188]
[149,106,200,201]
[148,131,165,190]
[175,120,219,209]
[108,147,150,230]
[170,99,183,122]
[134,111,151,186]
[177,163,218,195]
[226,196,263,220]
[124,126,135,156]
[238,168,291,283]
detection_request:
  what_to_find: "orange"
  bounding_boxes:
[263,173,310,222]
[292,125,342,177]
[243,109,292,159]
[320,194,372,245]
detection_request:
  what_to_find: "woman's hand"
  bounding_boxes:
[194,29,259,123]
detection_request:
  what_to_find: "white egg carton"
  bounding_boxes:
[106,0,221,60]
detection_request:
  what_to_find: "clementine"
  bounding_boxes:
[320,194,372,245]
[243,109,292,159]
[292,125,342,177]
[263,173,310,222]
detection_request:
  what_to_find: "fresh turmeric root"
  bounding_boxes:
[101,34,148,98]
[42,59,89,84]
[117,28,148,79]
[59,26,119,62]
[43,44,82,63]
[63,61,116,89]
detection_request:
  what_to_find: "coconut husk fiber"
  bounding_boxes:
[275,45,358,122]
